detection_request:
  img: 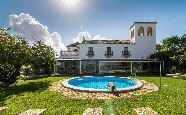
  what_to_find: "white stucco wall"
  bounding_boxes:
[61,22,157,60]
[130,26,135,43]
[79,44,134,59]
[79,23,156,60]
[132,23,156,59]
[79,42,153,60]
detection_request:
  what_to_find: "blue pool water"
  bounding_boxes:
[68,76,136,89]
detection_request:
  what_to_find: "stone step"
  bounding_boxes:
[19,109,47,115]
[133,107,159,115]
[83,107,102,115]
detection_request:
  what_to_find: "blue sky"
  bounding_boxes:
[1,0,186,45]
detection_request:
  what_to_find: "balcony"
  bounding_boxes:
[60,51,79,59]
[87,51,95,58]
[122,51,130,58]
[105,51,113,58]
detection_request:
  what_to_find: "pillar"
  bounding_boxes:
[80,61,81,74]
[131,61,133,75]
[99,61,101,74]
[54,61,56,74]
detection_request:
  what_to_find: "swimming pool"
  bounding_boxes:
[62,76,143,93]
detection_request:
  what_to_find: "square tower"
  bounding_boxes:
[130,22,157,43]
[129,22,157,59]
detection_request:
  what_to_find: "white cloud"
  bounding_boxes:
[46,32,67,55]
[9,13,67,55]
[92,34,112,40]
[8,13,112,55]
[73,31,112,43]
[73,31,91,43]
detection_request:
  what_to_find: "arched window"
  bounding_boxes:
[132,29,134,38]
[131,29,135,38]
[138,27,144,36]
[147,27,153,36]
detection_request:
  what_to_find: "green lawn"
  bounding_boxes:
[0,76,186,114]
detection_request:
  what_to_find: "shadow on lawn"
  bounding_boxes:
[0,81,50,103]
[20,74,69,81]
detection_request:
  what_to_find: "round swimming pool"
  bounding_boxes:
[62,76,143,93]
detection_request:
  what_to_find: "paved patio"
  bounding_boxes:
[49,79,158,99]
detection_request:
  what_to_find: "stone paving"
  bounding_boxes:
[83,107,102,115]
[19,109,47,115]
[49,79,158,99]
[133,107,159,115]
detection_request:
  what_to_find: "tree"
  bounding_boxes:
[151,35,186,73]
[156,44,161,53]
[0,32,31,83]
[31,41,55,75]
[178,35,186,71]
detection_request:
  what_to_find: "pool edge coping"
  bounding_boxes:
[61,76,144,93]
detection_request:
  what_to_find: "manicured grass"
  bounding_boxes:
[0,76,186,114]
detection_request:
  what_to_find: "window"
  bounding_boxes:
[138,27,144,36]
[123,47,130,55]
[124,47,128,51]
[131,29,134,38]
[132,29,134,38]
[88,47,94,55]
[107,47,112,55]
[105,47,113,57]
[88,47,93,52]
[147,27,153,36]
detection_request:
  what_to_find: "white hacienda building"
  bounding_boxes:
[55,22,162,75]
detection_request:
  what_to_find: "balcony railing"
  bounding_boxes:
[105,51,113,58]
[122,51,130,58]
[87,51,95,58]
[60,51,79,56]
[60,51,79,58]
